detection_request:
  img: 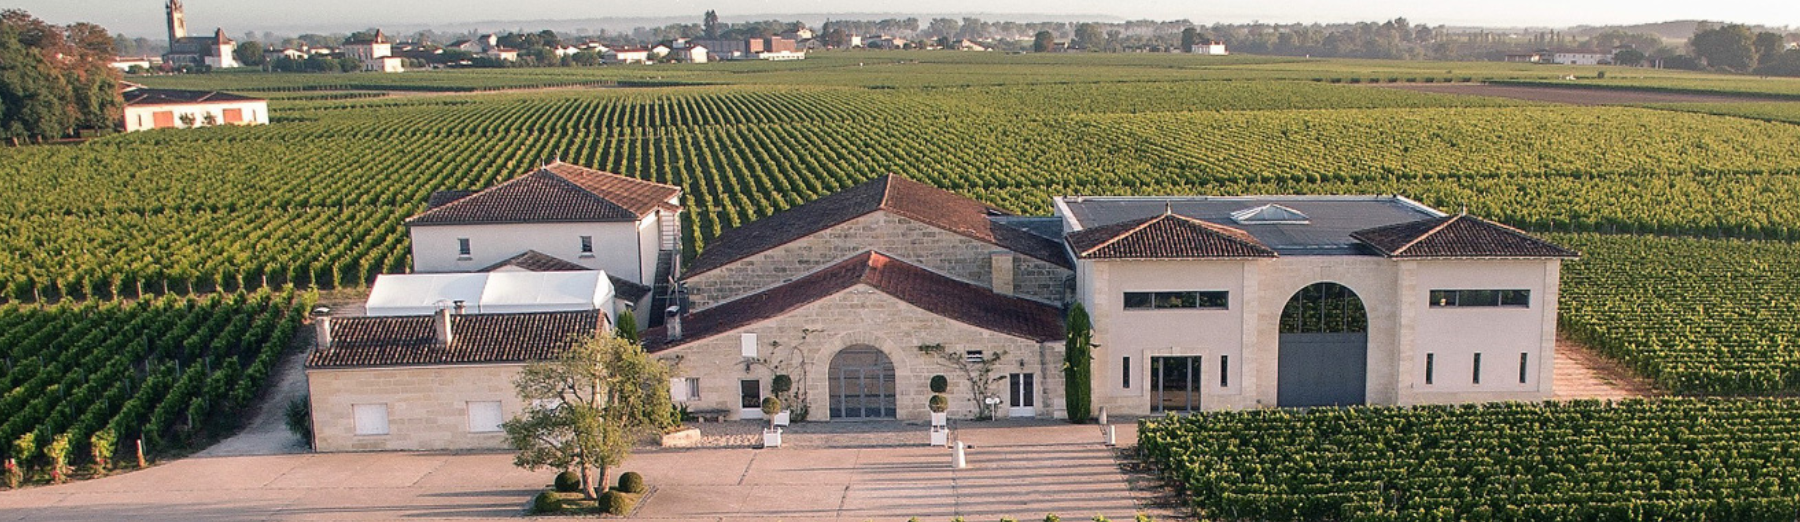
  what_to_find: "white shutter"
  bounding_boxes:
[740,333,758,358]
[670,378,689,402]
[467,401,504,433]
[353,404,389,435]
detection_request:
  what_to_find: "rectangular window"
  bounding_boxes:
[965,351,984,363]
[579,235,594,254]
[1122,356,1131,389]
[467,401,504,433]
[352,403,389,435]
[1424,353,1435,385]
[1123,291,1228,310]
[457,238,472,257]
[1473,352,1483,385]
[1430,289,1531,308]
[1519,353,1530,384]
[670,378,701,401]
[1219,355,1230,387]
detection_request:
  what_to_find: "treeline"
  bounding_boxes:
[0,10,122,144]
[1686,24,1800,75]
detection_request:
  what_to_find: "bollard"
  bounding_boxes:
[1099,406,1108,425]
[952,441,967,469]
[1105,425,1117,447]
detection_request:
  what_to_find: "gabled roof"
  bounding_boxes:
[306,309,601,369]
[644,251,1064,351]
[407,161,681,226]
[1065,212,1278,260]
[479,250,652,303]
[685,174,1071,277]
[122,88,263,106]
[1350,214,1580,259]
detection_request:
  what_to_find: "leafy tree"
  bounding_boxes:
[1074,23,1104,50]
[1753,32,1786,67]
[233,41,266,66]
[1613,48,1646,67]
[503,333,673,500]
[703,10,719,39]
[824,28,850,48]
[927,18,961,39]
[1180,27,1198,50]
[1032,31,1055,53]
[614,310,638,343]
[1063,303,1094,423]
[1690,24,1756,71]
[0,11,119,142]
[1754,49,1800,77]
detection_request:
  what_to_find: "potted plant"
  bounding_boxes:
[928,394,950,446]
[929,375,950,427]
[761,397,783,448]
[770,375,793,427]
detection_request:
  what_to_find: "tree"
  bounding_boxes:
[1032,30,1055,53]
[1753,32,1786,68]
[825,28,850,49]
[703,10,719,39]
[502,333,673,500]
[1754,49,1800,77]
[1613,48,1646,67]
[1180,27,1198,51]
[1074,23,1104,50]
[614,310,638,343]
[1063,303,1094,423]
[1690,24,1756,71]
[926,18,960,39]
[233,41,266,67]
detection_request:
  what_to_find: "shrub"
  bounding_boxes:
[286,396,313,446]
[928,394,949,413]
[930,375,949,393]
[761,397,782,416]
[554,470,581,493]
[771,374,793,395]
[532,490,561,513]
[1045,514,1061,522]
[617,471,646,494]
[601,489,634,515]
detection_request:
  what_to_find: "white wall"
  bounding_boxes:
[123,100,270,132]
[410,221,650,283]
[1083,259,1251,414]
[1401,259,1558,402]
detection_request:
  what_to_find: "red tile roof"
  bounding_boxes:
[407,162,680,226]
[645,251,1064,351]
[1065,212,1277,259]
[684,174,1071,277]
[1351,214,1580,259]
[306,310,603,369]
[478,250,652,303]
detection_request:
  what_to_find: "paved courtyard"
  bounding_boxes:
[0,421,1167,521]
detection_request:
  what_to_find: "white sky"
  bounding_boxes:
[20,0,1800,38]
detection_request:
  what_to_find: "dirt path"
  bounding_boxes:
[193,292,368,457]
[1377,83,1788,105]
[1553,336,1659,400]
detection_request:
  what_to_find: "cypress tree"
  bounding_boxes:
[1064,302,1093,423]
[614,309,639,343]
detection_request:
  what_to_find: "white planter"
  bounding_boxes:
[929,427,948,447]
[930,412,948,427]
[773,411,791,426]
[762,428,782,448]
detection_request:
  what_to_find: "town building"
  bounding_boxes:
[161,0,238,68]
[604,48,652,64]
[1190,41,1229,55]
[673,45,709,63]
[120,84,268,131]
[342,29,404,72]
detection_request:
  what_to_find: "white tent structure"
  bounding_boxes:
[364,271,616,317]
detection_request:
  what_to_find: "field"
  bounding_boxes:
[6,51,1800,502]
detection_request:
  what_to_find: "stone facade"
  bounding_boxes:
[308,364,524,451]
[684,211,1069,309]
[658,282,1064,422]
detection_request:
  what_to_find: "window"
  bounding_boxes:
[1124,291,1228,310]
[579,235,594,254]
[457,238,472,258]
[1122,356,1131,389]
[467,401,504,433]
[1519,353,1530,384]
[1219,355,1230,387]
[965,351,984,363]
[1429,289,1530,308]
[1425,353,1435,385]
[352,403,389,435]
[1473,352,1483,384]
[670,378,701,402]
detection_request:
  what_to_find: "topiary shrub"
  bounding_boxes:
[601,489,634,515]
[532,490,561,514]
[761,396,782,417]
[771,374,793,395]
[930,375,948,393]
[928,394,949,413]
[554,470,581,493]
[617,471,647,494]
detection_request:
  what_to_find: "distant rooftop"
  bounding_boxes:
[1056,195,1446,256]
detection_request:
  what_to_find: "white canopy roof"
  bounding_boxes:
[365,271,615,317]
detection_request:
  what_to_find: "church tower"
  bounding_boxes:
[166,0,187,46]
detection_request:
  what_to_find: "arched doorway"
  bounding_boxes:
[1277,282,1369,407]
[829,345,897,419]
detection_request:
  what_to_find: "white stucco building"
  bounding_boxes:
[1055,196,1577,414]
[120,85,268,131]
[1549,49,1611,65]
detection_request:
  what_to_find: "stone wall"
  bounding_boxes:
[684,211,1070,309]
[308,364,524,452]
[658,282,1065,422]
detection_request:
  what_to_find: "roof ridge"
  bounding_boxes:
[1077,213,1168,257]
[1388,214,1462,256]
[1163,213,1273,253]
[537,167,636,217]
[546,161,684,191]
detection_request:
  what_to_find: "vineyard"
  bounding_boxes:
[0,289,311,481]
[1139,399,1800,522]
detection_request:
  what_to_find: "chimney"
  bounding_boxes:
[453,300,466,315]
[434,307,455,345]
[665,305,683,341]
[312,309,333,350]
[990,251,1016,296]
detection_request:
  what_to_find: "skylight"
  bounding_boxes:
[1231,204,1310,225]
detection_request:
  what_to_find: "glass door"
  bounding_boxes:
[739,379,764,420]
[1008,373,1036,417]
[1151,356,1203,412]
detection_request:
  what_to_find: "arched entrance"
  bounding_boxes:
[829,345,897,419]
[1277,282,1369,407]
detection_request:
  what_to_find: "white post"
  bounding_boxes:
[1105,425,1117,447]
[952,441,967,469]
[1098,406,1108,425]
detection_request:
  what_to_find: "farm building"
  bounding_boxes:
[1056,196,1577,412]
[1190,41,1229,55]
[1548,49,1611,65]
[120,85,269,131]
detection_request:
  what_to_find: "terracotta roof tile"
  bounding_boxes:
[684,174,1070,277]
[407,162,680,226]
[1065,212,1277,259]
[1351,214,1580,259]
[306,309,602,369]
[645,251,1063,351]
